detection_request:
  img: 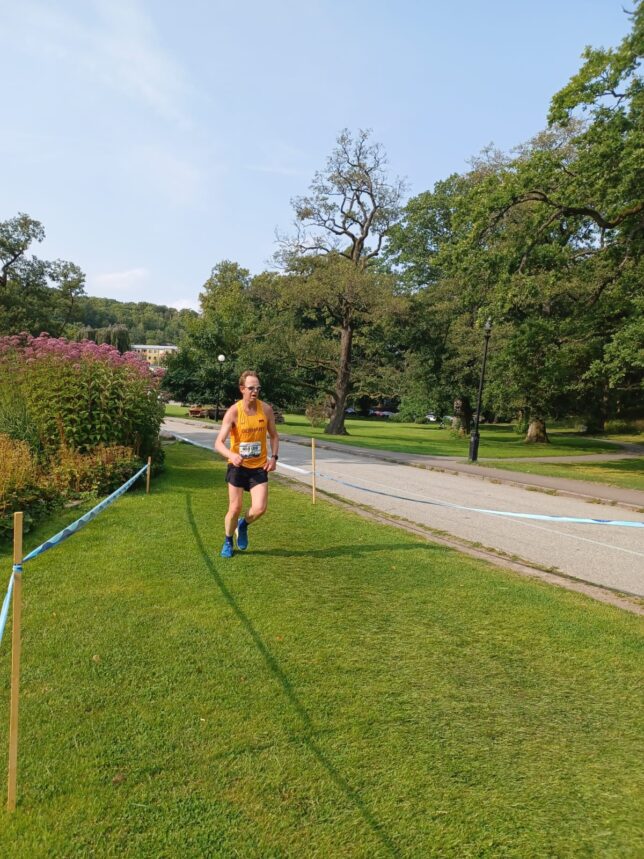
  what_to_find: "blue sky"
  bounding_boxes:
[1,1,633,310]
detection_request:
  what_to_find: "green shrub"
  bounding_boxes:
[0,434,60,540]
[0,334,165,458]
[48,445,142,496]
[604,418,643,435]
[0,390,43,458]
[305,402,329,428]
[0,433,146,541]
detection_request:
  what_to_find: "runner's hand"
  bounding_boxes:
[229,453,243,467]
[264,458,277,472]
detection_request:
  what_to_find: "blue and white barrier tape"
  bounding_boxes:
[173,434,213,451]
[174,434,643,529]
[22,463,148,563]
[0,569,17,649]
[315,470,644,529]
[0,464,148,651]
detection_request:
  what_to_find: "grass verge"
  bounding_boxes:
[164,406,639,462]
[485,457,644,492]
[1,442,640,857]
[272,415,622,459]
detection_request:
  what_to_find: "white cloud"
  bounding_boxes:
[4,0,190,124]
[170,299,200,312]
[90,267,150,294]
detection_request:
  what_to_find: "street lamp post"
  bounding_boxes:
[468,319,492,463]
[215,354,225,422]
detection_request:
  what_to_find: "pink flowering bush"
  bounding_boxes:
[0,333,165,458]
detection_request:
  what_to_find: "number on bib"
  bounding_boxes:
[239,441,261,459]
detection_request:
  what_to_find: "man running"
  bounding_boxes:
[214,370,279,558]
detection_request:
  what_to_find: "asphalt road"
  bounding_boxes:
[164,418,644,597]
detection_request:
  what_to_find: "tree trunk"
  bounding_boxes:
[584,389,608,433]
[452,396,473,435]
[325,324,353,435]
[525,418,549,443]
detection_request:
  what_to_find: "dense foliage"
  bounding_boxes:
[73,296,197,346]
[0,334,164,457]
[385,7,643,438]
[0,214,196,345]
[0,434,140,540]
[0,214,85,337]
[0,334,164,537]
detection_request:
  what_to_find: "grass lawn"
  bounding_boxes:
[164,405,639,462]
[486,457,644,492]
[0,443,641,856]
[278,414,621,459]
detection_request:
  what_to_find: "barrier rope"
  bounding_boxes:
[174,435,644,529]
[22,464,148,563]
[0,463,148,648]
[0,570,17,648]
[313,469,644,529]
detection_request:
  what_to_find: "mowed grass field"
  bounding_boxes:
[166,406,621,459]
[278,414,623,459]
[489,457,644,492]
[1,443,641,856]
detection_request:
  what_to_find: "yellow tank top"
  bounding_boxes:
[230,400,268,468]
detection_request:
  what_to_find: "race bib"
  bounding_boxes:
[239,441,261,459]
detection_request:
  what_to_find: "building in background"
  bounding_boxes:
[131,344,178,368]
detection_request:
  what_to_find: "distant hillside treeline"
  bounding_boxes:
[72,295,198,345]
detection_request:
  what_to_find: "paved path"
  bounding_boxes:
[164,418,644,599]
[286,438,644,509]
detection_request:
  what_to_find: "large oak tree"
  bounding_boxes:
[282,129,406,434]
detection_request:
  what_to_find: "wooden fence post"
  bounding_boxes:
[146,456,152,495]
[7,512,23,812]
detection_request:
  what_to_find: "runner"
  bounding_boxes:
[214,370,279,558]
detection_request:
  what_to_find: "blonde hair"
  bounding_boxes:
[238,370,260,387]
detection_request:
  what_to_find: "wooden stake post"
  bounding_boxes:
[7,512,23,812]
[311,438,316,505]
[146,456,152,495]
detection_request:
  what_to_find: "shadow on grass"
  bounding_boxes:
[185,493,401,858]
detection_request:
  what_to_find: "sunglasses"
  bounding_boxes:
[244,385,261,392]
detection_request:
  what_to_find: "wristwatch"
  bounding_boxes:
[271,454,278,460]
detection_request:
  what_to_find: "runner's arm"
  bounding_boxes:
[264,404,279,471]
[215,405,243,466]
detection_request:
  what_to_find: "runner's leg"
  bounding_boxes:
[225,484,244,536]
[246,482,268,524]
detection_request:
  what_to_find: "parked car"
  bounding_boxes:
[372,409,396,418]
[345,407,357,414]
[425,413,437,422]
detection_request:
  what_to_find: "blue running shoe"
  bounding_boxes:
[236,518,249,551]
[220,538,234,559]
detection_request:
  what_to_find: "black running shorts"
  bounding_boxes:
[226,464,268,491]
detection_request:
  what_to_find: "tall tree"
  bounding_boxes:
[282,129,406,434]
[0,213,86,336]
[276,253,405,416]
[388,5,643,440]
